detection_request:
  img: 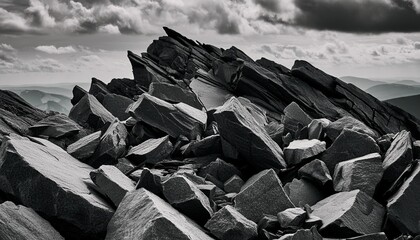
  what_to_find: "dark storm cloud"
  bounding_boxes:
[289,0,420,33]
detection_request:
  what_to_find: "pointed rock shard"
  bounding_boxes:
[235,169,294,222]
[67,131,102,160]
[205,205,258,240]
[312,190,385,238]
[308,119,325,140]
[88,120,128,167]
[90,165,136,207]
[71,85,87,105]
[278,226,322,240]
[0,136,114,237]
[333,153,383,197]
[128,93,206,140]
[126,135,173,164]
[89,78,110,102]
[149,82,203,109]
[388,160,420,235]
[382,130,413,188]
[298,159,332,186]
[284,102,313,136]
[284,139,326,166]
[162,175,214,225]
[214,97,286,170]
[0,201,64,240]
[325,116,378,141]
[30,114,82,138]
[183,134,222,157]
[106,188,214,240]
[135,168,169,198]
[102,93,134,121]
[69,94,116,130]
[321,129,380,173]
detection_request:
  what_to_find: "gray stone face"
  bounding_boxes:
[277,207,307,229]
[284,179,325,207]
[382,130,413,188]
[106,188,214,240]
[198,158,241,183]
[126,135,173,164]
[69,94,116,130]
[333,153,383,197]
[204,205,257,240]
[388,160,420,235]
[298,159,332,186]
[0,136,114,237]
[102,93,134,121]
[312,190,385,238]
[29,114,82,138]
[163,176,214,225]
[214,97,286,170]
[149,82,203,109]
[321,129,380,174]
[224,175,244,193]
[90,165,136,206]
[325,116,378,141]
[128,93,207,140]
[67,131,101,160]
[234,169,294,222]
[284,139,326,166]
[0,201,64,240]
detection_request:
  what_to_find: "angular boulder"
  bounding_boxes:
[90,165,136,206]
[149,82,203,109]
[235,169,294,222]
[66,131,102,160]
[312,190,385,238]
[284,178,325,206]
[277,207,307,229]
[0,201,64,240]
[106,188,214,240]
[204,205,257,240]
[214,97,286,170]
[69,94,116,130]
[102,93,134,121]
[298,159,332,186]
[224,175,244,193]
[382,130,413,188]
[126,135,173,165]
[71,85,87,105]
[162,175,214,225]
[198,158,241,183]
[29,114,82,138]
[0,136,114,237]
[325,116,378,141]
[321,129,380,173]
[135,168,169,198]
[128,93,206,140]
[284,139,326,166]
[333,153,383,197]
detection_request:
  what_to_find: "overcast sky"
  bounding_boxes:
[1,0,420,85]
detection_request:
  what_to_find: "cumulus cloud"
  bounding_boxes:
[35,45,77,54]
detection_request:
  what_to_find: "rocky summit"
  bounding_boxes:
[1,27,420,240]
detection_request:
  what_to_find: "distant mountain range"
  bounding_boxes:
[386,94,420,119]
[365,84,420,101]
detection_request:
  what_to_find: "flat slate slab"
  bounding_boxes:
[126,135,173,164]
[284,139,326,166]
[106,188,214,240]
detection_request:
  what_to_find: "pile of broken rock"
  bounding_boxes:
[1,27,420,240]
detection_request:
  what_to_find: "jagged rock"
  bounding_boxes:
[67,131,101,160]
[224,175,244,193]
[102,93,134,121]
[163,175,214,225]
[321,129,380,173]
[90,165,136,206]
[149,82,203,109]
[0,136,114,238]
[0,201,64,240]
[284,102,313,127]
[382,130,413,189]
[126,135,173,165]
[29,114,82,138]
[277,207,307,229]
[284,178,325,206]
[69,94,116,130]
[298,159,332,186]
[377,134,394,153]
[0,90,48,136]
[128,93,206,140]
[214,97,286,170]
[312,190,385,238]
[89,78,110,102]
[183,135,222,157]
[308,119,325,140]
[235,169,294,222]
[387,160,420,234]
[198,158,241,183]
[204,205,258,240]
[278,226,322,240]
[88,120,128,167]
[105,188,214,240]
[71,85,87,105]
[284,139,326,166]
[107,78,146,99]
[333,153,383,197]
[238,97,268,126]
[325,116,378,141]
[135,168,169,198]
